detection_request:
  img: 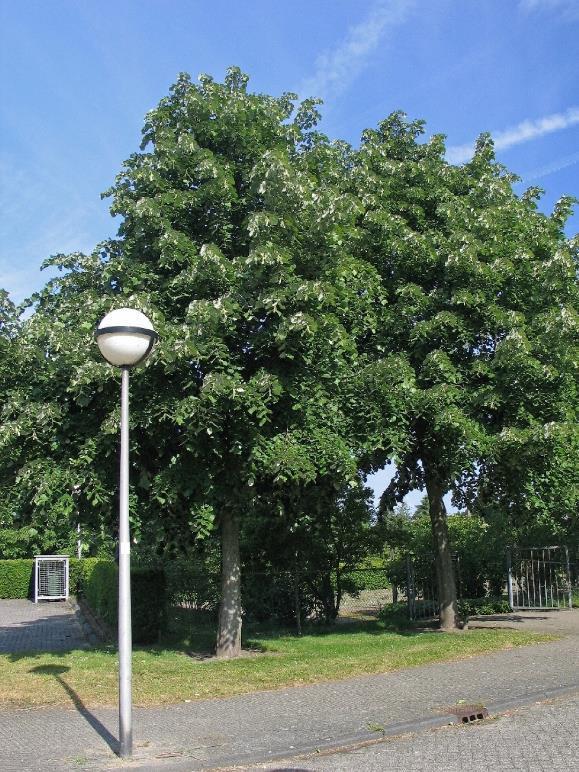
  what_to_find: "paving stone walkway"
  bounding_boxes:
[0,599,90,653]
[0,604,577,770]
[252,692,579,771]
[0,612,577,771]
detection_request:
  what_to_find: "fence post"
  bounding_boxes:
[564,546,572,609]
[506,548,514,611]
[293,564,302,636]
[406,555,415,621]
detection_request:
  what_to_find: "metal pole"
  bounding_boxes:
[506,548,514,611]
[77,522,82,560]
[564,546,572,610]
[406,555,414,621]
[118,366,132,758]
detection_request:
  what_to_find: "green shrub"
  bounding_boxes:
[78,559,165,643]
[345,568,390,592]
[0,557,83,599]
[242,570,319,625]
[0,559,34,598]
[457,596,512,616]
[79,559,118,629]
[376,602,410,627]
[164,559,220,613]
[131,567,166,643]
[68,558,83,594]
[0,528,41,559]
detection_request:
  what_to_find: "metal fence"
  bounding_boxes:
[405,545,576,621]
[404,553,465,621]
[507,546,573,610]
[165,546,577,630]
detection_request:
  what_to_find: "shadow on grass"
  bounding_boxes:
[3,610,431,664]
[5,644,116,663]
[29,664,118,754]
[157,606,429,658]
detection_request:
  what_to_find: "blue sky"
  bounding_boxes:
[1,0,578,509]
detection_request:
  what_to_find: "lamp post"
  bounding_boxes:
[95,308,157,759]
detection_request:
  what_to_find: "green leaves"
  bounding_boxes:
[0,68,576,568]
[354,109,577,537]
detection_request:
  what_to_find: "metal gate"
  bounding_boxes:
[507,546,572,610]
[405,553,462,621]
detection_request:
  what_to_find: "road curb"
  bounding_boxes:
[203,682,579,771]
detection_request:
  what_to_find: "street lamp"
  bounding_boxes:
[95,308,157,759]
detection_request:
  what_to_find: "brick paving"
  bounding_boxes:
[255,693,579,771]
[0,604,577,770]
[0,599,90,653]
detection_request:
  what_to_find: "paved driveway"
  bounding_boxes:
[0,599,90,652]
[468,608,579,636]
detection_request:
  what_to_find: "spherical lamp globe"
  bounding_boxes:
[96,308,157,367]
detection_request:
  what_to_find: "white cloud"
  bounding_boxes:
[520,150,579,183]
[0,153,111,302]
[446,107,579,164]
[519,0,579,21]
[299,0,414,102]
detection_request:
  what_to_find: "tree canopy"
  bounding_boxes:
[0,69,576,641]
[352,115,578,626]
[0,68,409,653]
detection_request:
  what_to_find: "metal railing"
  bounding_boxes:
[507,546,573,610]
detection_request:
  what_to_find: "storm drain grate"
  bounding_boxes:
[448,705,489,724]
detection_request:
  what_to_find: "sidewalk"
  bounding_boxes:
[0,599,92,653]
[0,611,577,771]
[252,692,579,771]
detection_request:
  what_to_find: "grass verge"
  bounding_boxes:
[0,615,555,709]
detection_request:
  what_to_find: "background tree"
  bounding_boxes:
[353,115,578,628]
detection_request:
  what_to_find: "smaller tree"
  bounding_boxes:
[354,115,578,629]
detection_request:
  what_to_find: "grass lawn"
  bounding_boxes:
[0,611,555,708]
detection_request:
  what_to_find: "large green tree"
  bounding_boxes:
[354,115,578,628]
[0,69,408,655]
[2,73,575,645]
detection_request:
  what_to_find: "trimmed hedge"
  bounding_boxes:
[69,559,83,595]
[0,558,83,599]
[79,559,117,630]
[79,559,165,644]
[0,558,165,644]
[0,560,34,598]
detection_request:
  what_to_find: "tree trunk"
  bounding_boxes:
[425,467,459,630]
[216,508,242,658]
